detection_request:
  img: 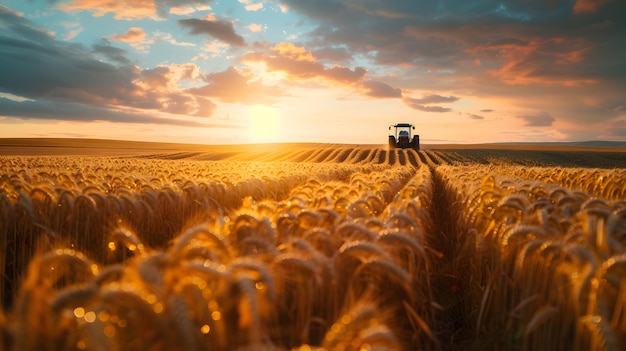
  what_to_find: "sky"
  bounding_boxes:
[0,0,625,145]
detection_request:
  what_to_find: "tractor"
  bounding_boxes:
[389,123,420,150]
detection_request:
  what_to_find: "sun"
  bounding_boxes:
[247,105,281,143]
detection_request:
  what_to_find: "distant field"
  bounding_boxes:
[1,138,625,350]
[1,138,625,167]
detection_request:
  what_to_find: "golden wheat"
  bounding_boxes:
[0,151,625,350]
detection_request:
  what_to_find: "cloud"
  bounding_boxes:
[242,42,366,84]
[402,93,458,113]
[91,39,131,64]
[57,0,159,20]
[59,21,84,40]
[56,0,216,20]
[153,31,196,47]
[466,113,484,120]
[277,0,625,128]
[0,96,211,127]
[0,34,141,105]
[312,46,352,63]
[169,5,197,16]
[517,112,556,127]
[407,93,459,105]
[187,66,283,105]
[64,27,83,40]
[573,0,613,13]
[247,23,263,32]
[240,1,263,12]
[403,100,452,113]
[169,4,213,16]
[111,27,146,43]
[0,7,217,123]
[270,42,316,61]
[110,27,154,51]
[110,28,196,51]
[359,80,401,98]
[0,5,54,43]
[178,17,246,46]
[134,63,217,117]
[472,36,597,86]
[3,0,625,142]
[241,42,408,100]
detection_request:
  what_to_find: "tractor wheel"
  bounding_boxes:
[412,135,420,151]
[388,136,397,148]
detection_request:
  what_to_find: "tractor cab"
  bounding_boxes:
[389,123,420,150]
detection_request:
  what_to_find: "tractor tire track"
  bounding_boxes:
[335,148,354,163]
[406,149,420,168]
[397,149,407,166]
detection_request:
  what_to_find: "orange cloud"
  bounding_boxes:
[110,27,146,43]
[133,63,214,117]
[244,3,263,12]
[240,43,409,100]
[472,37,596,86]
[403,94,459,113]
[109,27,157,51]
[271,43,316,61]
[58,0,157,20]
[238,0,263,12]
[573,0,613,13]
[244,43,366,86]
[136,64,201,92]
[247,23,263,33]
[169,5,196,16]
[187,66,283,105]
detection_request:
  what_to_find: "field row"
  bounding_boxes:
[132,147,626,168]
[439,165,626,349]
[0,154,625,350]
[136,148,455,167]
[440,165,626,201]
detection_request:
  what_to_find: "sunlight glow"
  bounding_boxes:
[247,105,281,143]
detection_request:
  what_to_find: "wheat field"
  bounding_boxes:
[0,140,625,351]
